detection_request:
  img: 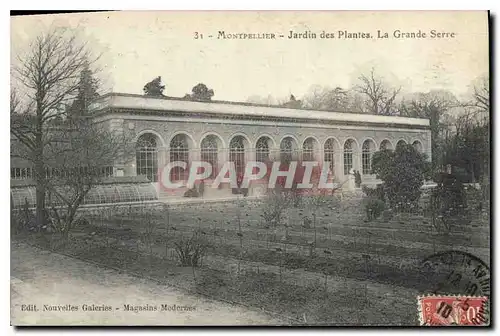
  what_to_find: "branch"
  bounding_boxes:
[10,127,36,152]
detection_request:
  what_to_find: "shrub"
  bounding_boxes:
[74,216,90,227]
[288,183,302,207]
[260,188,291,227]
[364,197,385,221]
[371,145,428,211]
[11,199,34,234]
[382,209,393,221]
[362,184,385,202]
[45,206,72,236]
[432,171,468,217]
[184,187,199,198]
[11,210,23,236]
[305,194,333,210]
[465,184,484,212]
[302,216,312,228]
[173,231,210,266]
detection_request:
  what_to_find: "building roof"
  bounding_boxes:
[90,92,430,128]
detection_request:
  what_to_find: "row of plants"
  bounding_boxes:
[88,216,470,262]
[11,199,421,289]
[14,225,414,325]
[37,211,450,293]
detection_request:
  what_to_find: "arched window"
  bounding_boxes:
[256,137,271,163]
[324,138,337,173]
[230,136,246,175]
[379,139,393,151]
[396,139,407,148]
[280,137,296,164]
[412,140,423,153]
[201,135,219,178]
[343,139,355,175]
[302,138,316,161]
[136,133,158,182]
[170,134,189,181]
[362,140,376,175]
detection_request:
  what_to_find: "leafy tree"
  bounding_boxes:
[433,76,490,204]
[184,83,214,101]
[371,144,429,211]
[68,62,100,117]
[443,117,489,183]
[143,76,165,96]
[281,94,302,109]
[370,149,393,179]
[429,171,469,234]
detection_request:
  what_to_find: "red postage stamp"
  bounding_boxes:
[418,295,489,326]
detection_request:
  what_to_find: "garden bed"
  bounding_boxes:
[12,192,489,325]
[14,232,417,325]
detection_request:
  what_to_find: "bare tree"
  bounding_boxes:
[302,85,327,110]
[246,94,288,106]
[399,90,459,166]
[455,75,490,122]
[10,90,20,116]
[466,75,490,199]
[42,117,131,239]
[473,75,489,113]
[11,27,102,227]
[354,68,401,115]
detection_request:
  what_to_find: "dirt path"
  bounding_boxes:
[10,241,286,326]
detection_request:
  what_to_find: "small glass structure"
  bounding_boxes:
[11,182,158,209]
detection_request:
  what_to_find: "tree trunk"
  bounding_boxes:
[34,155,46,227]
[35,100,46,227]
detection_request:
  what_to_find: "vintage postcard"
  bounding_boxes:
[10,10,490,326]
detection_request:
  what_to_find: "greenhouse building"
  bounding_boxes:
[11,92,431,208]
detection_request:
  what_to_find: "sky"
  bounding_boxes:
[10,11,489,103]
